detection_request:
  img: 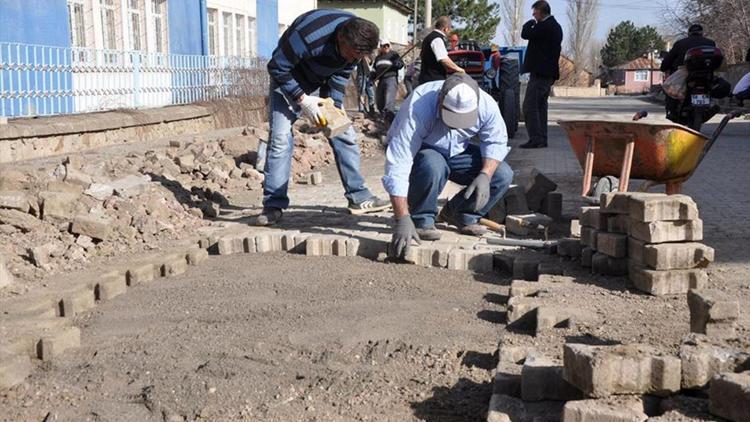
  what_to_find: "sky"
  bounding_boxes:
[492,0,672,46]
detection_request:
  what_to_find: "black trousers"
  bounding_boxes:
[523,74,555,145]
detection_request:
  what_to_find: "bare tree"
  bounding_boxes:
[566,0,600,86]
[500,0,526,46]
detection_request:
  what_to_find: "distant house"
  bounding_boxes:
[610,57,663,94]
[558,54,593,87]
[317,0,413,47]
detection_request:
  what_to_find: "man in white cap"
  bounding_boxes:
[383,73,513,259]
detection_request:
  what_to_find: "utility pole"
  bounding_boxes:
[425,0,432,32]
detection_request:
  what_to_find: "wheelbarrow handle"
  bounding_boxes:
[698,110,745,169]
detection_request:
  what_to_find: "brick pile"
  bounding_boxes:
[488,168,563,237]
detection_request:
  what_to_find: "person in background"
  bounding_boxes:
[372,39,404,125]
[660,24,716,75]
[404,57,421,98]
[259,9,391,225]
[449,33,459,51]
[356,56,376,115]
[732,71,750,106]
[418,16,465,85]
[520,0,563,149]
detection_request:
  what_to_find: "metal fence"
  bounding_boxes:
[0,42,269,118]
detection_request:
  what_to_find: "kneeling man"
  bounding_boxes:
[383,73,513,258]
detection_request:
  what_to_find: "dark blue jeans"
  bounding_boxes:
[408,144,513,228]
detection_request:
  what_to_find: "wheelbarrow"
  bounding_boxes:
[558,110,745,199]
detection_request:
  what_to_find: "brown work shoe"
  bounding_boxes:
[416,226,442,241]
[459,224,487,236]
[438,207,487,237]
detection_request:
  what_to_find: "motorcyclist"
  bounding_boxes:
[660,24,715,76]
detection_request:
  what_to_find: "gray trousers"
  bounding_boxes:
[376,76,398,115]
[523,75,554,145]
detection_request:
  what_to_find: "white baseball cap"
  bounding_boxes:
[440,73,479,129]
[380,38,390,47]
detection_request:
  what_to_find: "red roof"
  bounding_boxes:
[614,57,658,70]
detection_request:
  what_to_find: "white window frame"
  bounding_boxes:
[222,12,234,56]
[127,0,144,51]
[68,0,88,48]
[235,14,246,57]
[247,16,257,57]
[207,8,219,56]
[151,0,167,54]
[634,70,649,82]
[100,0,118,51]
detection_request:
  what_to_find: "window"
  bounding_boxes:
[67,0,87,48]
[100,0,118,50]
[152,0,167,53]
[207,8,218,55]
[128,0,144,51]
[223,12,233,56]
[247,17,257,57]
[634,70,649,82]
[236,15,246,57]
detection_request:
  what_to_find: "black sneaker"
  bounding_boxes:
[255,207,282,226]
[520,141,548,149]
[348,196,391,215]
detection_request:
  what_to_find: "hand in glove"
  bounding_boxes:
[298,95,326,127]
[464,173,490,212]
[389,215,421,259]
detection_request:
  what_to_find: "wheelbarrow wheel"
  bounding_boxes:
[591,176,619,200]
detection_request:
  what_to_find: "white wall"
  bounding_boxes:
[206,0,258,56]
[277,0,317,26]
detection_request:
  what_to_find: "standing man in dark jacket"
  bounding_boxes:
[520,0,562,149]
[660,24,716,75]
[418,16,465,85]
[372,39,404,125]
[258,9,391,225]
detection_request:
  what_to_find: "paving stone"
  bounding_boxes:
[58,287,96,317]
[542,192,563,221]
[538,261,565,276]
[93,271,127,301]
[581,227,599,250]
[537,274,576,283]
[581,247,594,268]
[509,280,549,298]
[513,258,540,281]
[507,213,553,236]
[488,197,507,224]
[494,253,515,274]
[563,343,681,398]
[0,208,41,232]
[162,255,188,277]
[70,215,112,241]
[580,207,602,229]
[597,233,628,258]
[606,215,631,234]
[629,265,707,296]
[187,248,209,265]
[0,351,31,389]
[558,238,583,258]
[680,334,750,390]
[536,306,599,335]
[504,184,530,215]
[0,191,31,213]
[289,234,310,254]
[642,243,714,270]
[494,360,523,397]
[562,398,648,422]
[628,238,647,266]
[708,372,750,422]
[653,395,714,421]
[255,234,275,253]
[447,249,493,272]
[629,219,703,243]
[628,194,698,223]
[331,237,348,256]
[507,297,545,326]
[39,191,78,224]
[525,169,558,212]
[37,326,81,362]
[4,294,56,319]
[306,236,334,256]
[687,289,739,339]
[217,235,245,255]
[0,257,13,289]
[522,352,583,401]
[570,219,582,238]
[487,393,565,422]
[126,263,156,285]
[601,192,649,214]
[592,253,628,276]
[498,345,535,365]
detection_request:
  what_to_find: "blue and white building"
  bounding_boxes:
[0,0,317,117]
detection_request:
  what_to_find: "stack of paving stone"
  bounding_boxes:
[488,169,563,236]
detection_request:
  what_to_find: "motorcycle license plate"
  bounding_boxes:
[691,94,710,106]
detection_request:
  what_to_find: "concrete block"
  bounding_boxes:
[187,248,209,265]
[509,280,547,298]
[592,253,628,276]
[162,255,188,277]
[563,343,682,398]
[629,219,703,243]
[345,238,360,257]
[570,219,582,238]
[506,213,552,236]
[498,345,535,365]
[536,306,599,335]
[40,191,78,224]
[320,99,352,138]
[628,238,646,266]
[70,215,112,241]
[654,396,711,421]
[606,215,630,234]
[290,234,310,254]
[504,185,530,215]
[494,365,522,397]
[494,253,515,274]
[0,351,31,389]
[525,169,558,212]
[305,236,333,256]
[0,191,31,212]
[597,233,628,258]
[680,335,750,390]
[629,265,707,296]
[331,237,348,256]
[581,227,599,250]
[255,234,275,253]
[521,352,583,401]
[94,271,127,301]
[126,263,156,285]
[487,197,507,224]
[58,288,96,317]
[507,297,544,326]
[601,192,644,214]
[628,194,698,223]
[538,261,564,276]
[688,289,739,338]
[581,247,594,268]
[580,207,602,228]
[709,372,750,422]
[558,238,583,258]
[513,258,539,281]
[0,257,13,289]
[642,243,714,270]
[542,192,563,221]
[217,235,245,255]
[37,326,81,361]
[447,249,493,272]
[562,399,648,422]
[487,394,565,422]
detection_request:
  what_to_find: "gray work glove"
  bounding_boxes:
[390,216,421,259]
[464,173,491,212]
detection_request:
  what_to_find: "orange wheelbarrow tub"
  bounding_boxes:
[558,110,744,197]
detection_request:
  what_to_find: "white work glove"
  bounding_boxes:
[298,95,325,127]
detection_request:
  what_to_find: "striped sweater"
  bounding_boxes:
[267,9,358,108]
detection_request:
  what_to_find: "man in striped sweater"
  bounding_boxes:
[257,9,391,226]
